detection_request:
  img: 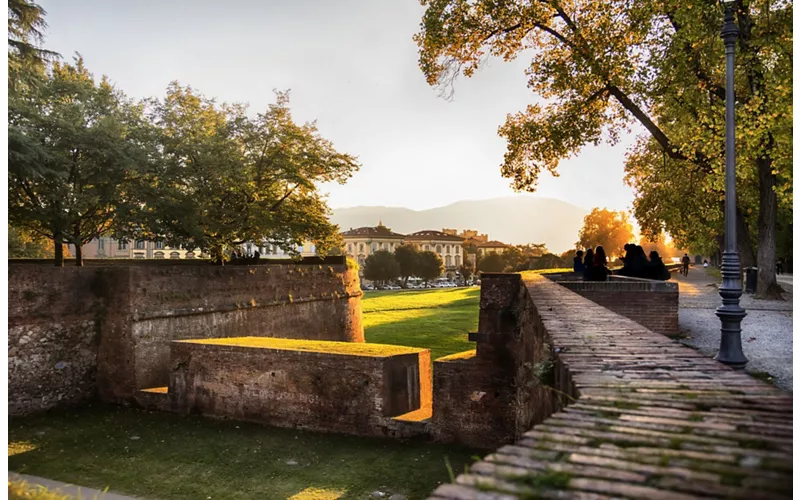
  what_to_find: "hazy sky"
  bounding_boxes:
[39,0,640,213]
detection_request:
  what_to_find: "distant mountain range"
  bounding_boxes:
[330,196,588,253]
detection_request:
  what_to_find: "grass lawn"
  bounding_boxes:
[362,287,479,360]
[9,404,478,500]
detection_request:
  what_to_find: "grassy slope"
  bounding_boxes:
[362,288,479,360]
[9,405,477,500]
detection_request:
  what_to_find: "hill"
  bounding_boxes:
[330,196,588,253]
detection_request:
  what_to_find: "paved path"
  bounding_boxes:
[9,472,139,500]
[673,267,793,392]
[432,275,793,499]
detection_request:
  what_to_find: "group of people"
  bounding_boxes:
[572,246,612,281]
[572,243,670,282]
[618,244,671,280]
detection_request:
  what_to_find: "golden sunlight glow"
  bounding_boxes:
[8,441,37,456]
[288,487,347,500]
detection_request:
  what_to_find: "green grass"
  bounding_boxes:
[363,288,479,360]
[9,404,477,500]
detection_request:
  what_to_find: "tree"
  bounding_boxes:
[458,264,473,285]
[8,58,148,266]
[416,250,445,285]
[9,225,54,258]
[394,243,420,286]
[639,233,683,261]
[127,84,359,264]
[363,250,401,285]
[415,0,790,298]
[531,253,567,270]
[8,0,58,92]
[478,252,505,273]
[576,208,634,259]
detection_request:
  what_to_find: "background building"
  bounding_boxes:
[403,230,464,272]
[341,222,406,268]
[70,238,199,260]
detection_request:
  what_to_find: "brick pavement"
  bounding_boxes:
[429,274,792,499]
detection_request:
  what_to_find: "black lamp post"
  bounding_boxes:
[714,1,748,368]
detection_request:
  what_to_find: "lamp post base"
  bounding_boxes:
[714,304,748,369]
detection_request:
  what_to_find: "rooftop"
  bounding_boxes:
[404,230,465,242]
[340,225,406,239]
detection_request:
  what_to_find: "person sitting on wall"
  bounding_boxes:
[582,248,594,281]
[646,251,670,281]
[588,246,611,281]
[573,250,585,273]
[617,244,648,278]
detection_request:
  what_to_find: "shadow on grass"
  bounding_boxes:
[9,404,479,500]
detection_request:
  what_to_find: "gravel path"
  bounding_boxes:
[675,267,793,392]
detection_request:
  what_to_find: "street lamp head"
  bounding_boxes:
[720,0,738,44]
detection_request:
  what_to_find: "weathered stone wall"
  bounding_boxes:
[8,259,363,415]
[557,276,679,337]
[168,338,431,437]
[8,267,100,416]
[432,273,570,449]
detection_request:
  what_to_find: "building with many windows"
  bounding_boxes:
[341,223,466,278]
[340,222,406,268]
[70,238,199,260]
[403,230,464,270]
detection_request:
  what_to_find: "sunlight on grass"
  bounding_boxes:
[361,308,430,329]
[518,268,573,280]
[288,487,346,500]
[9,441,37,457]
[362,288,478,360]
[179,336,426,357]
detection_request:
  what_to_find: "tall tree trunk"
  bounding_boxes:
[53,228,64,267]
[74,241,83,267]
[735,206,757,269]
[755,156,783,299]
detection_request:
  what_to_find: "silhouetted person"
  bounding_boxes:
[589,246,610,281]
[646,251,669,281]
[681,253,691,276]
[573,250,585,273]
[618,243,647,278]
[583,248,594,281]
[777,259,784,275]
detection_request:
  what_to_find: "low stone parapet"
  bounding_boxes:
[168,337,431,437]
[556,275,679,337]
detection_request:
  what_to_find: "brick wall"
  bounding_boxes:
[168,338,431,437]
[556,276,679,337]
[432,273,571,449]
[8,260,363,415]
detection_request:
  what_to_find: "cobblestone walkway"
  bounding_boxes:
[430,275,792,499]
[674,268,793,392]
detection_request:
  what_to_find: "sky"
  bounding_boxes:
[38,0,641,213]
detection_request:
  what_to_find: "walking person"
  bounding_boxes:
[681,253,691,276]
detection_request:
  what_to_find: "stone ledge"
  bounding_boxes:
[429,274,792,499]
